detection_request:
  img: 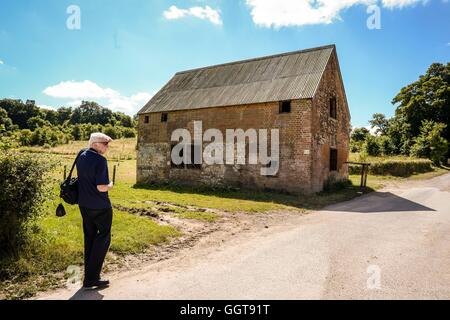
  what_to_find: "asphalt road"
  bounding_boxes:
[40,173,450,300]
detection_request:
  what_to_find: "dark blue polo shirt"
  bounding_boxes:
[76,148,112,210]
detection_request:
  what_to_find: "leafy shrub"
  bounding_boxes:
[16,129,33,147]
[378,136,396,156]
[351,127,370,142]
[122,127,136,138]
[349,159,433,177]
[0,136,17,150]
[103,124,123,140]
[0,152,54,256]
[362,135,381,157]
[411,121,448,165]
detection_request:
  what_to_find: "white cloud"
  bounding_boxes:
[43,80,153,115]
[0,59,4,65]
[245,0,376,28]
[382,0,428,9]
[163,5,223,25]
[43,80,119,100]
[245,0,433,28]
[38,104,57,110]
[365,125,381,136]
[105,92,154,114]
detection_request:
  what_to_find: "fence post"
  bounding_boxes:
[113,165,117,185]
[63,165,67,180]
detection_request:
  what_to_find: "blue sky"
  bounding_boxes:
[0,0,448,127]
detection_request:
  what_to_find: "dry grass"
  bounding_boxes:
[18,138,137,161]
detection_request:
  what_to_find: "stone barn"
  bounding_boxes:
[137,44,351,194]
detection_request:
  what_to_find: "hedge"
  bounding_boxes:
[0,152,54,257]
[349,159,433,177]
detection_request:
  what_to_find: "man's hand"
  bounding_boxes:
[97,182,113,193]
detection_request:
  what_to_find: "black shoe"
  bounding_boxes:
[83,279,110,289]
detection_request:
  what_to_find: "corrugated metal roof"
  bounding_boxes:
[139,44,335,114]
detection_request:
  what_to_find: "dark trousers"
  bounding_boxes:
[79,206,113,284]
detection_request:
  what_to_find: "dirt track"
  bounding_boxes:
[38,173,450,300]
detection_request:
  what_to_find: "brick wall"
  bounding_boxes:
[137,100,315,193]
[311,52,351,192]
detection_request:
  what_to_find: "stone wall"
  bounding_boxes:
[310,51,351,192]
[137,100,315,193]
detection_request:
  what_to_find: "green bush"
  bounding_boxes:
[378,136,396,156]
[122,127,137,138]
[362,135,381,157]
[0,152,54,257]
[411,121,448,165]
[2,124,136,148]
[349,159,433,177]
[103,124,123,140]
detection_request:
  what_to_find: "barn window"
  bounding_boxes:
[161,113,168,122]
[279,100,292,113]
[144,116,149,124]
[330,97,337,119]
[330,148,338,172]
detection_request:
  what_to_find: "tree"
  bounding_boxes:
[57,107,73,125]
[411,120,448,165]
[0,99,41,129]
[350,127,371,153]
[42,109,59,126]
[369,113,390,136]
[27,117,51,131]
[351,127,370,142]
[392,63,450,152]
[362,135,381,157]
[0,107,14,133]
[385,116,412,155]
[70,101,113,125]
[113,112,134,128]
[378,135,395,156]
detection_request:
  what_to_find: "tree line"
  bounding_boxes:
[0,100,137,149]
[351,62,449,165]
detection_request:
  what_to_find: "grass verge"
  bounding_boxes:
[0,199,180,300]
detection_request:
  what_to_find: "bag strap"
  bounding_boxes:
[67,148,87,180]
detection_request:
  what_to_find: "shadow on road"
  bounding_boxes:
[326,192,436,213]
[69,288,105,300]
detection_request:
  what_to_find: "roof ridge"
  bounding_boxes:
[175,44,336,75]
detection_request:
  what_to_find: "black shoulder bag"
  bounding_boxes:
[60,149,86,206]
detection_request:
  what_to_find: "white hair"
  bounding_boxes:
[88,132,113,148]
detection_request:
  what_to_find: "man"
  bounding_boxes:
[76,132,114,289]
